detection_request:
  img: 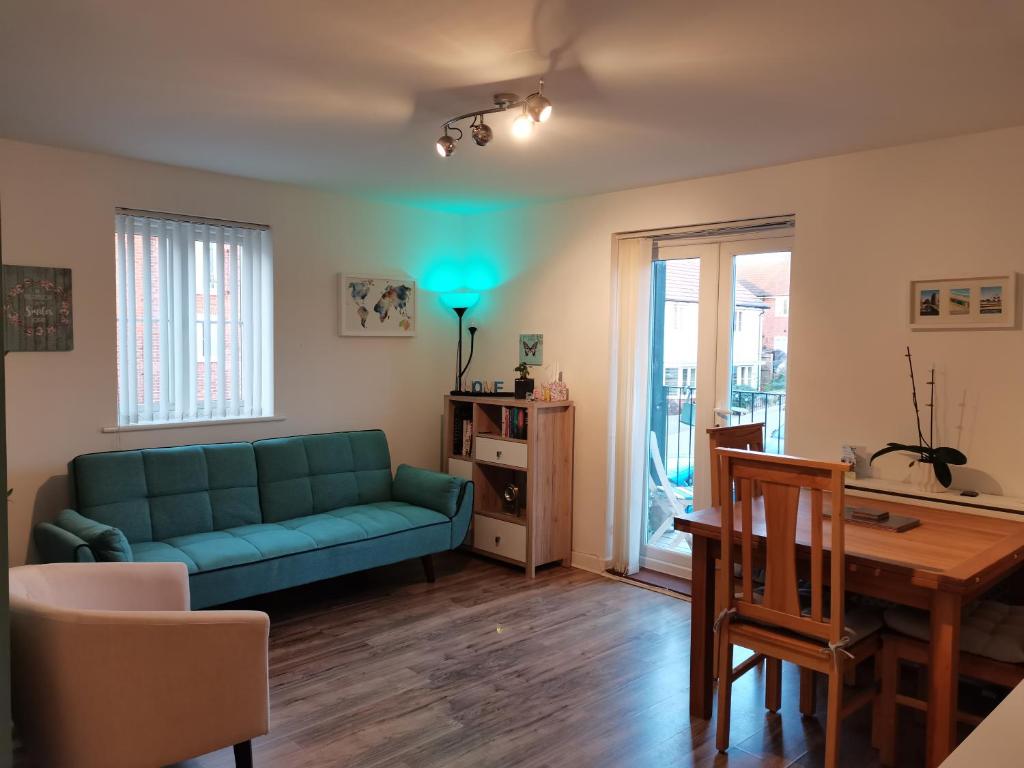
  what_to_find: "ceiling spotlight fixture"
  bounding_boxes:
[433,78,552,158]
[525,80,552,123]
[471,119,493,147]
[511,109,534,140]
[435,128,457,158]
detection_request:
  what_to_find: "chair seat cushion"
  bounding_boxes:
[884,601,1024,663]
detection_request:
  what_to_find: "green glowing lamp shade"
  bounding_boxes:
[440,291,481,311]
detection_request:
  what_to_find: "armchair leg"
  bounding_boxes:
[421,554,436,583]
[233,740,253,768]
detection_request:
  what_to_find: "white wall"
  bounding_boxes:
[4,127,1023,571]
[0,139,462,565]
[460,126,1024,566]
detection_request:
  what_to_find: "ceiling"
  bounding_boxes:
[2,1,1023,207]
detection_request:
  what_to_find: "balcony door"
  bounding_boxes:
[641,235,792,577]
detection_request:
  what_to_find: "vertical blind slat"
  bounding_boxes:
[202,226,213,419]
[183,222,198,420]
[141,218,154,422]
[215,225,227,417]
[231,228,243,414]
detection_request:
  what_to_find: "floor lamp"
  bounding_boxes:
[441,292,480,394]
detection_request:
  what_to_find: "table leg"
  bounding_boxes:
[926,590,961,768]
[690,534,715,719]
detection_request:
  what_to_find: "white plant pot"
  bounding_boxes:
[909,460,947,494]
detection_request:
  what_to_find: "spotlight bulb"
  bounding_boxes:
[436,134,455,157]
[526,93,553,123]
[471,122,493,146]
[511,112,534,140]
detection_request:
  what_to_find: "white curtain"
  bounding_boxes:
[608,236,653,575]
[115,213,273,425]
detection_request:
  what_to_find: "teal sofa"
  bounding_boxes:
[34,430,473,608]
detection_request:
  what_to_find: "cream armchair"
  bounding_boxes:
[10,562,269,768]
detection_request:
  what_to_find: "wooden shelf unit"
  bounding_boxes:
[444,395,575,577]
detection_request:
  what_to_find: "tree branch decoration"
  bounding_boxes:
[869,347,966,487]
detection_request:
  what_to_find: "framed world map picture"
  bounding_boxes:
[338,274,416,337]
[3,265,74,351]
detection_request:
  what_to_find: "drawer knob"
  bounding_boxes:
[495,536,501,545]
[497,450,503,458]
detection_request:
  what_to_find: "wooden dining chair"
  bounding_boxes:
[708,423,767,681]
[877,621,1024,765]
[708,423,764,507]
[713,449,881,768]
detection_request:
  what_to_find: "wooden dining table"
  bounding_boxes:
[674,490,1024,768]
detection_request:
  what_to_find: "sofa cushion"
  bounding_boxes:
[254,431,392,523]
[74,451,152,542]
[392,464,462,518]
[130,541,198,573]
[55,509,133,562]
[73,443,260,543]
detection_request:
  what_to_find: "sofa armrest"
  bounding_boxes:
[33,522,96,563]
[392,464,468,519]
[12,607,269,768]
[52,509,133,562]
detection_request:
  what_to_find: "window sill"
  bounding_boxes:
[102,415,285,434]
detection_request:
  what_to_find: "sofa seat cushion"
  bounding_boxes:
[131,541,200,573]
[327,502,449,540]
[277,502,448,546]
[131,504,447,575]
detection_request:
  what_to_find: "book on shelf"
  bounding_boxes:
[500,406,528,440]
[461,420,473,456]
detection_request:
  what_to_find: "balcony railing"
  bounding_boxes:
[652,386,787,492]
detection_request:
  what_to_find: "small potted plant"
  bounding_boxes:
[870,347,967,493]
[513,362,534,399]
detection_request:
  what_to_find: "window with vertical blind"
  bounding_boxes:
[114,210,274,426]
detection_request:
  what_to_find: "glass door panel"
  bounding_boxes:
[642,242,719,575]
[717,239,792,454]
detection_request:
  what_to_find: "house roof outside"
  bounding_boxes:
[735,253,791,299]
[665,260,767,309]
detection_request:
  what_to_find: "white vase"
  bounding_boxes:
[909,460,947,494]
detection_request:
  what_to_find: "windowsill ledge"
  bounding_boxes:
[102,415,285,434]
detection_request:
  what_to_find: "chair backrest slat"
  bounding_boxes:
[708,423,765,507]
[810,488,824,622]
[717,448,850,644]
[741,480,754,602]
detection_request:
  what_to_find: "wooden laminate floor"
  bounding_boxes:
[18,553,928,767]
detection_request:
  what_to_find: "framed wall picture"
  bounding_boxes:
[2,265,74,351]
[909,273,1017,330]
[519,333,543,364]
[338,274,416,337]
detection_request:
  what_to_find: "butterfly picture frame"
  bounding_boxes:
[519,333,543,365]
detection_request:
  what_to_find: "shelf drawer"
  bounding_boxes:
[473,514,526,563]
[475,436,528,469]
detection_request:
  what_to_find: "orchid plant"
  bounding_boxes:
[869,347,967,487]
